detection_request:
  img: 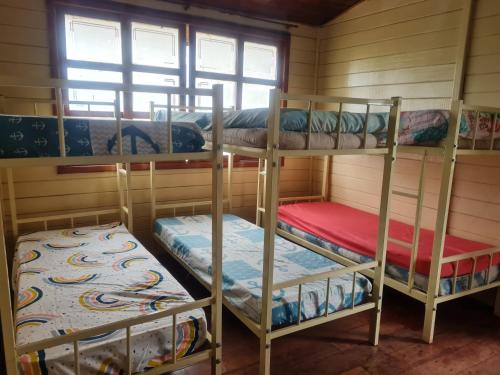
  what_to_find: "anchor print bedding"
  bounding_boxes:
[13,223,207,374]
[0,115,205,158]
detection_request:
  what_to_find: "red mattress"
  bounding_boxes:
[277,202,498,278]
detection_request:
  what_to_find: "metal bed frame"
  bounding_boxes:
[150,89,402,375]
[257,99,500,344]
[0,77,224,375]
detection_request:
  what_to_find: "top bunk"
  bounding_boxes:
[156,89,403,159]
[151,92,500,159]
[0,76,223,167]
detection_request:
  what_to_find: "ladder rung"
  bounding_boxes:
[392,190,418,199]
[118,168,127,176]
[259,171,266,176]
[388,237,413,249]
[257,207,265,213]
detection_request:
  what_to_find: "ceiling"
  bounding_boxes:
[165,0,363,26]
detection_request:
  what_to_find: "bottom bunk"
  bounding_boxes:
[153,214,371,327]
[277,202,500,296]
[13,222,207,374]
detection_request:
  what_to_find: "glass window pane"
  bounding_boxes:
[242,83,274,109]
[243,42,277,80]
[132,22,179,68]
[67,68,123,112]
[196,32,236,74]
[65,15,122,64]
[67,88,117,112]
[132,73,180,113]
[67,68,123,83]
[133,72,179,87]
[195,78,236,110]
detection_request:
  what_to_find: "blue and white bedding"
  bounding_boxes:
[277,220,500,296]
[155,108,499,148]
[0,115,205,158]
[14,223,207,374]
[154,214,372,327]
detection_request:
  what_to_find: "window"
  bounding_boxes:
[60,14,184,117]
[51,1,289,171]
[190,29,280,110]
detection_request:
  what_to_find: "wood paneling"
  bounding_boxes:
[316,0,500,247]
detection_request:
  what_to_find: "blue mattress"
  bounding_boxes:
[0,115,205,158]
[154,214,372,327]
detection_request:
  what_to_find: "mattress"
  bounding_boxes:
[195,108,500,149]
[277,202,500,296]
[13,223,207,374]
[0,115,205,158]
[202,128,378,150]
[154,214,372,327]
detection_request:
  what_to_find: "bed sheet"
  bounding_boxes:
[14,223,207,374]
[154,214,372,327]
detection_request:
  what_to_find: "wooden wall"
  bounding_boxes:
[0,0,317,251]
[316,0,500,247]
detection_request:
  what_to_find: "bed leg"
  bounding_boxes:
[422,302,437,344]
[369,302,382,345]
[259,333,271,375]
[494,287,500,317]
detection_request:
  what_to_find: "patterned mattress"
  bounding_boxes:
[277,202,500,296]
[154,214,372,327]
[0,115,205,158]
[13,223,207,374]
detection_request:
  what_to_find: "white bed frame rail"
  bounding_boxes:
[271,98,500,344]
[0,78,225,375]
[221,89,402,375]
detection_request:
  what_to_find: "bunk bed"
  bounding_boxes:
[150,90,402,375]
[252,100,500,344]
[0,78,224,375]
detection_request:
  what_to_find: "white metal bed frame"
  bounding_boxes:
[150,89,402,375]
[0,77,224,375]
[259,99,500,344]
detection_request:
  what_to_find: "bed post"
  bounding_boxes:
[259,88,281,375]
[321,156,331,201]
[227,153,233,213]
[422,99,462,343]
[125,163,133,233]
[369,96,401,345]
[0,171,19,375]
[150,161,156,229]
[211,84,224,375]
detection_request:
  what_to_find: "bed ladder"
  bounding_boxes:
[389,150,428,290]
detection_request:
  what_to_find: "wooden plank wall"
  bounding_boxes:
[315,0,500,247]
[0,0,318,252]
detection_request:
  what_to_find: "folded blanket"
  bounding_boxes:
[0,115,205,158]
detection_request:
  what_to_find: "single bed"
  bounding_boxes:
[154,214,372,326]
[13,222,207,374]
[0,114,205,158]
[277,202,500,296]
[192,108,500,150]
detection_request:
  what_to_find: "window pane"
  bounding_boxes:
[67,68,123,83]
[67,68,123,112]
[132,22,179,69]
[243,42,277,80]
[133,72,179,87]
[133,73,180,113]
[196,32,236,74]
[65,15,122,64]
[242,83,274,109]
[195,78,236,109]
[67,88,117,112]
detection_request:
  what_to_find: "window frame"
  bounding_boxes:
[54,5,187,119]
[189,24,287,110]
[48,0,290,172]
